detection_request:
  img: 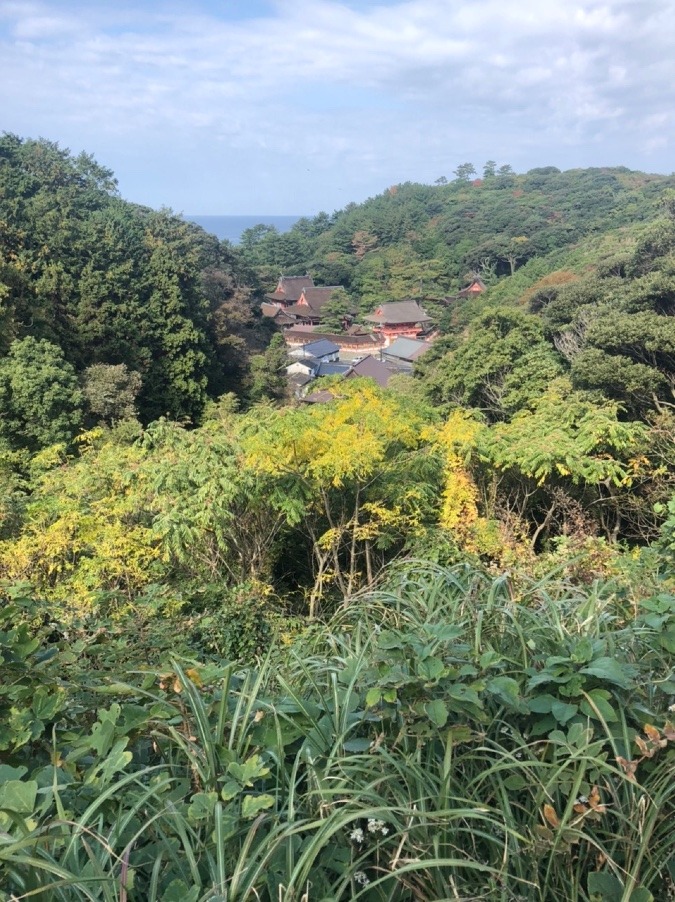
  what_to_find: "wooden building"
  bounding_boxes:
[364,300,432,346]
[264,275,315,308]
[284,286,348,325]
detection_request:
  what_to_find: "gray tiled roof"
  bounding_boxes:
[364,301,432,325]
[383,337,431,361]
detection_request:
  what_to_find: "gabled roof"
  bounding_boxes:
[302,389,337,405]
[298,339,340,359]
[347,323,370,335]
[287,355,320,372]
[286,286,347,317]
[265,274,315,303]
[383,337,432,362]
[445,277,487,302]
[457,277,486,297]
[364,300,433,325]
[345,355,393,388]
[284,303,321,319]
[302,286,345,309]
[261,302,297,324]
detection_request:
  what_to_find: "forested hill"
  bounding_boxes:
[237,163,675,306]
[0,134,268,439]
[3,134,675,449]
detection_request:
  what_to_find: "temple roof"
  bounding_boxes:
[295,338,341,359]
[364,301,433,325]
[264,274,315,303]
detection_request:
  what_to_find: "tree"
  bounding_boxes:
[425,309,564,419]
[0,337,83,450]
[82,363,142,425]
[454,163,476,182]
[478,380,648,543]
[482,160,497,179]
[248,334,289,403]
[242,381,442,611]
[320,290,353,333]
[504,236,530,276]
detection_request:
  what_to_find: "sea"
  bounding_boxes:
[184,214,305,245]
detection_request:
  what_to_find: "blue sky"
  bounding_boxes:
[2,0,674,215]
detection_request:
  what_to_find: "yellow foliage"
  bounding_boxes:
[433,409,484,548]
[244,381,422,489]
[0,433,162,615]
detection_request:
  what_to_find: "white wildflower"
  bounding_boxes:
[349,827,364,844]
[367,818,389,835]
[354,871,370,886]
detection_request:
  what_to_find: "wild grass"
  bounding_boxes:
[1,561,673,900]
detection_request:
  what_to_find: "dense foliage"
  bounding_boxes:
[0,134,268,434]
[2,139,675,899]
[1,562,673,900]
[236,165,674,309]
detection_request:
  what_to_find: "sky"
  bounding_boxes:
[1,0,674,215]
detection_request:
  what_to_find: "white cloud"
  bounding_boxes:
[1,0,674,211]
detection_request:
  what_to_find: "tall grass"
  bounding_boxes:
[1,561,673,900]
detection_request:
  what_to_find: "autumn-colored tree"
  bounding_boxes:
[242,381,443,612]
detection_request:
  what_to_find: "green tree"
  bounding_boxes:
[478,380,648,543]
[454,163,477,182]
[320,290,352,333]
[242,381,442,610]
[81,363,142,425]
[0,337,83,450]
[248,334,289,403]
[425,309,564,419]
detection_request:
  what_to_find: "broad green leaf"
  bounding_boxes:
[580,689,618,722]
[527,693,557,713]
[228,754,270,786]
[96,739,133,784]
[588,871,623,900]
[579,658,634,688]
[162,879,200,902]
[503,775,529,791]
[551,700,578,725]
[221,780,241,801]
[417,656,444,682]
[424,699,449,727]
[343,738,372,752]
[377,631,404,650]
[187,791,218,823]
[242,793,275,818]
[0,779,38,814]
[486,676,522,708]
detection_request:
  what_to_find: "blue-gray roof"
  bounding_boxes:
[384,337,430,361]
[300,339,340,358]
[316,362,351,377]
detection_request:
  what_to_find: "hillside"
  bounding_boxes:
[237,164,675,309]
[0,134,268,432]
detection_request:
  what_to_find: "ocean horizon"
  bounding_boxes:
[184,214,305,244]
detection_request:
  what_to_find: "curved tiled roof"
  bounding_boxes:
[364,300,432,325]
